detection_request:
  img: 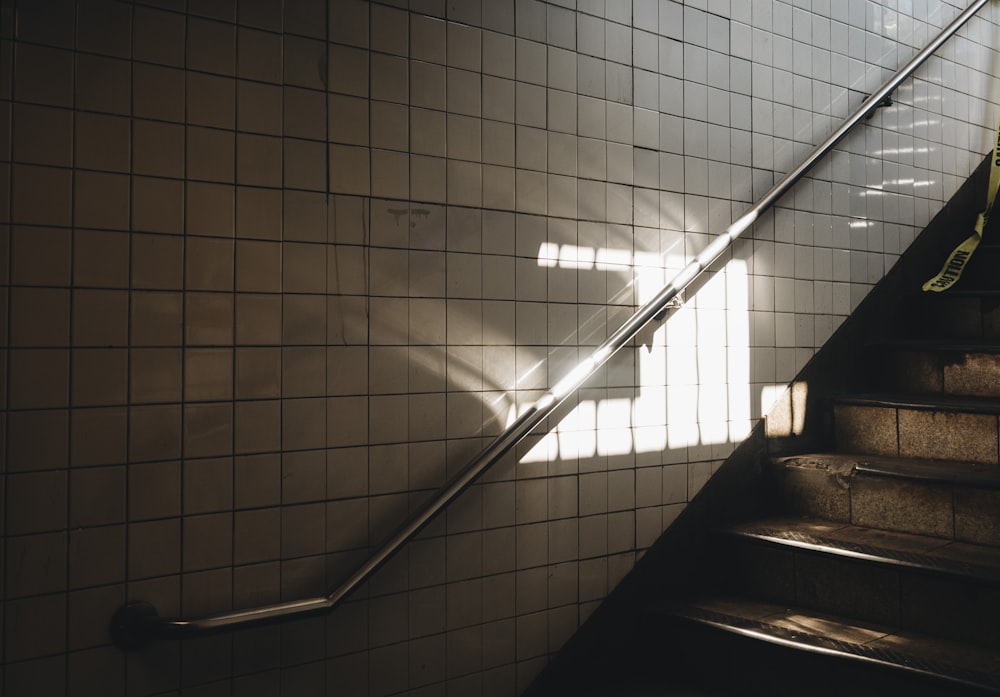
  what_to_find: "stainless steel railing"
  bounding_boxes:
[111,0,991,648]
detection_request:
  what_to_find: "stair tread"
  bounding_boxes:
[726,515,1000,582]
[655,596,1000,692]
[855,454,1000,486]
[836,392,1000,414]
[773,452,1000,487]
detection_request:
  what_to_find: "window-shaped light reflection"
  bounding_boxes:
[597,398,634,456]
[559,399,597,460]
[520,243,752,463]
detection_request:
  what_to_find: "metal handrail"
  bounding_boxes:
[111,0,991,649]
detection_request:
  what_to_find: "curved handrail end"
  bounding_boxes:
[111,601,160,651]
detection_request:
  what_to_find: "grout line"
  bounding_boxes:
[62,0,79,691]
[276,0,285,673]
[229,0,240,683]
[322,0,333,672]
[0,0,16,687]
[120,0,137,690]
[177,0,188,646]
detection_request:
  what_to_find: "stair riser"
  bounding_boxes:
[773,466,1000,546]
[835,403,1000,464]
[876,350,1000,398]
[722,540,1000,648]
[648,617,989,697]
[901,297,1000,339]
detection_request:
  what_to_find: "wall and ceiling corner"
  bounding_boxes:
[0,0,998,696]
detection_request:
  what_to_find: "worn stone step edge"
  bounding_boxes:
[725,516,1000,585]
[835,392,1000,415]
[773,452,1000,488]
[769,453,1000,544]
[855,455,1000,487]
[655,598,1000,694]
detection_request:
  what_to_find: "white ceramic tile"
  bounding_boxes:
[548,46,578,92]
[446,67,482,116]
[548,4,577,51]
[659,75,684,115]
[707,14,730,54]
[634,68,659,111]
[371,4,409,57]
[371,53,408,104]
[684,119,709,158]
[411,61,446,110]
[448,22,482,72]
[516,126,548,172]
[578,14,605,59]
[684,44,708,84]
[484,31,516,78]
[516,82,547,128]
[606,22,632,65]
[578,54,606,98]
[634,29,658,71]
[607,102,634,144]
[683,6,708,47]
[411,14,446,64]
[516,38,547,85]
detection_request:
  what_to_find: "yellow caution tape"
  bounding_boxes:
[922,115,1000,292]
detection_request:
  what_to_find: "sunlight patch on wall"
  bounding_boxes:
[518,246,752,464]
[761,381,810,437]
[666,258,752,450]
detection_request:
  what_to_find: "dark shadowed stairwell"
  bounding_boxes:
[524,153,1000,696]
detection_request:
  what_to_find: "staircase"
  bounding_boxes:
[522,158,1000,696]
[637,237,1000,693]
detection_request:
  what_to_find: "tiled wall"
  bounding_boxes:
[1,0,998,695]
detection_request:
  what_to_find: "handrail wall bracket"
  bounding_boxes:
[655,291,684,320]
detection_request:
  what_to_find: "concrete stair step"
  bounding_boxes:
[899,290,1000,339]
[650,596,1000,695]
[718,516,1000,647]
[834,393,1000,463]
[727,516,1000,582]
[768,453,1000,545]
[871,340,1000,397]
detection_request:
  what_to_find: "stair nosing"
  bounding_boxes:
[726,518,1000,585]
[660,600,1000,694]
[853,459,1000,487]
[835,392,1000,415]
[772,452,1000,488]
